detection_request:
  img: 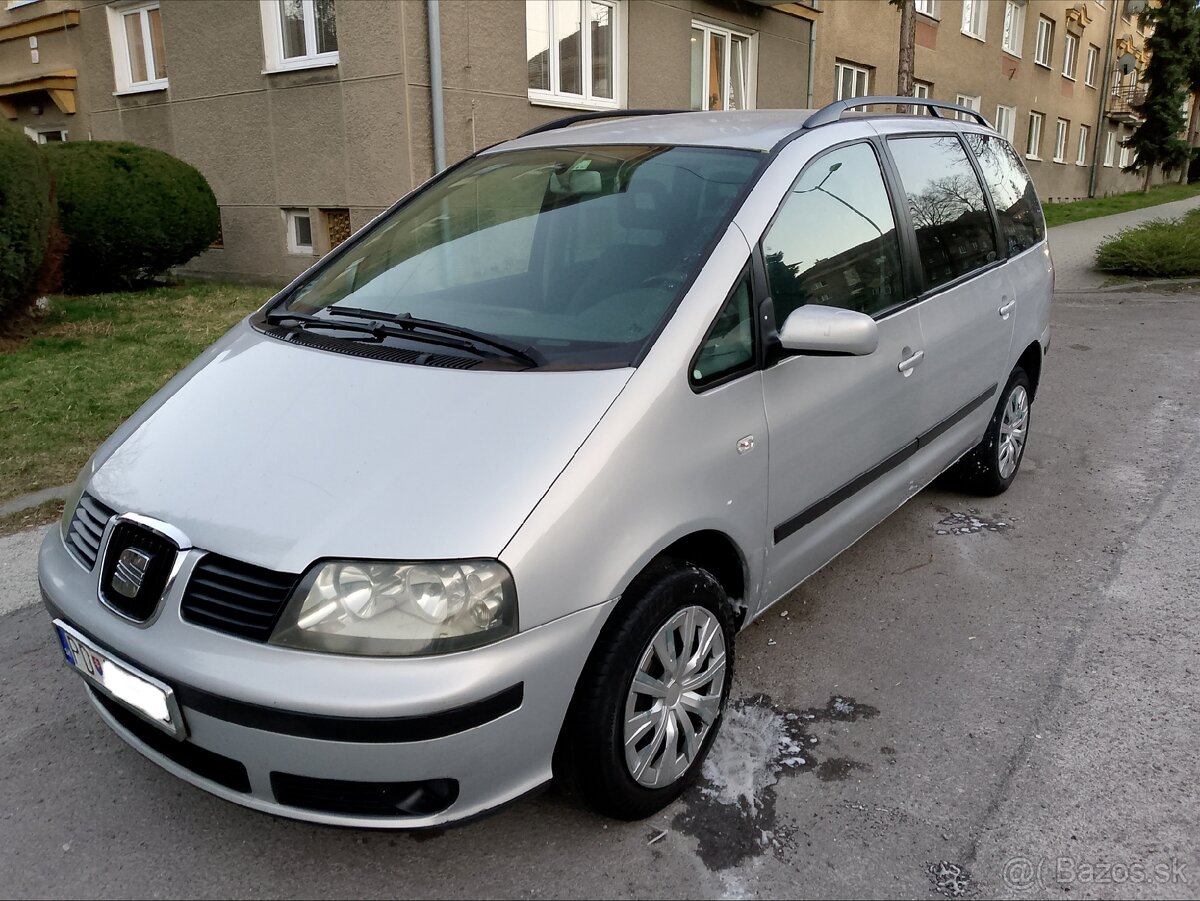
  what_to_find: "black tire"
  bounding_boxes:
[949,367,1033,496]
[554,559,736,820]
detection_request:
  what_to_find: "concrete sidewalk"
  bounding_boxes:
[1048,194,1200,292]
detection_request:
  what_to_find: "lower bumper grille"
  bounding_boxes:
[91,689,250,793]
[270,772,458,818]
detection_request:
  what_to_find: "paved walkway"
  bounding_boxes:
[1048,194,1200,292]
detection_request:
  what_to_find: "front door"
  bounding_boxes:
[758,140,927,604]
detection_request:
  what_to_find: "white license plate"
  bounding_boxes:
[54,620,186,739]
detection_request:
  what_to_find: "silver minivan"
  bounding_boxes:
[40,99,1052,828]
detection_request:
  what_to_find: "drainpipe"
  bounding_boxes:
[1089,2,1120,198]
[427,0,446,173]
[806,20,816,108]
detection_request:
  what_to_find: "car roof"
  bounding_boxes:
[487,109,994,156]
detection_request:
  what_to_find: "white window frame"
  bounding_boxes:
[1119,140,1132,168]
[105,2,167,95]
[1062,33,1078,80]
[284,209,314,255]
[962,0,988,40]
[914,0,939,17]
[690,19,757,112]
[1053,118,1068,162]
[1034,16,1053,67]
[913,81,931,99]
[1104,130,1116,166]
[23,126,68,144]
[995,104,1016,141]
[260,0,339,74]
[956,93,981,121]
[834,61,871,101]
[1085,44,1099,86]
[1076,124,1090,165]
[1002,0,1025,56]
[527,0,623,111]
[1026,110,1044,159]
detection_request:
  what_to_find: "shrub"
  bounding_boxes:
[45,141,219,293]
[0,121,53,326]
[1095,209,1200,278]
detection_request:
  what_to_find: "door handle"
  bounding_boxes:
[898,349,925,375]
[998,299,1016,319]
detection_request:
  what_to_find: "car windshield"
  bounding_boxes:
[280,144,763,367]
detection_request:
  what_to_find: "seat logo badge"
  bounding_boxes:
[112,548,153,598]
[737,435,755,455]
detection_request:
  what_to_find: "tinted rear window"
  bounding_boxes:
[965,133,1046,256]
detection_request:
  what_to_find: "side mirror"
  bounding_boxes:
[778,305,879,356]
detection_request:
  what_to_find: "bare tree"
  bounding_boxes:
[896,0,916,99]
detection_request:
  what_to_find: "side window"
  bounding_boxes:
[964,133,1046,256]
[888,135,998,291]
[762,142,904,324]
[692,270,754,388]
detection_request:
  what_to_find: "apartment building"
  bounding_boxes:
[0,0,1181,284]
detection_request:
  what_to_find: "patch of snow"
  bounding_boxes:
[701,703,787,813]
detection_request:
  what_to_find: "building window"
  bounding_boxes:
[25,127,67,143]
[1076,124,1090,165]
[285,209,313,255]
[835,61,871,101]
[1026,110,1044,159]
[962,0,988,40]
[956,93,981,121]
[1085,44,1099,86]
[1062,33,1078,79]
[995,104,1016,141]
[913,80,932,99]
[1053,119,1068,162]
[1111,67,1123,96]
[106,2,167,94]
[1104,129,1116,166]
[914,0,939,16]
[690,21,753,111]
[527,0,619,109]
[1119,139,1132,168]
[1002,1,1025,56]
[1034,16,1053,67]
[261,0,338,72]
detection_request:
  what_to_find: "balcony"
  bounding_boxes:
[1107,86,1147,124]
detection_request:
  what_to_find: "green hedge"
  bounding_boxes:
[1095,209,1200,278]
[0,121,53,324]
[45,141,219,293]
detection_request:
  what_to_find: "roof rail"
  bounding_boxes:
[804,96,992,130]
[518,108,687,139]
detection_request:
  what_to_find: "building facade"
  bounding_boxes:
[0,0,1184,284]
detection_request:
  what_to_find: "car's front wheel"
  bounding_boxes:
[556,560,735,820]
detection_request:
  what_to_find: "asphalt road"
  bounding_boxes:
[3,286,1199,900]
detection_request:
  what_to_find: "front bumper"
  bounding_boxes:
[39,528,615,828]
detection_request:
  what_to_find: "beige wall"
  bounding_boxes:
[815,0,1161,201]
[0,0,89,140]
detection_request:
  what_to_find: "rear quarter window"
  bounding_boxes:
[964,133,1046,256]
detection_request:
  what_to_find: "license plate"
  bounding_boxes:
[54,620,186,739]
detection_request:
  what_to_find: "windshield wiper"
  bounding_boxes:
[264,310,387,339]
[326,306,543,368]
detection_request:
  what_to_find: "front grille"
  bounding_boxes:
[181,554,300,642]
[65,493,116,570]
[91,689,250,793]
[270,772,458,817]
[98,522,177,622]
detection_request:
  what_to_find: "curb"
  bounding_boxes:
[1056,277,1200,295]
[0,484,72,518]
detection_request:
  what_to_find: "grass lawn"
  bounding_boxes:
[0,283,274,506]
[1095,208,1200,278]
[1043,182,1200,228]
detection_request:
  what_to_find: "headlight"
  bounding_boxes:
[270,559,517,657]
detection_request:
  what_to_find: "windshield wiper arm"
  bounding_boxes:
[327,306,543,367]
[264,310,386,340]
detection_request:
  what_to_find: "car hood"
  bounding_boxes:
[90,324,632,574]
